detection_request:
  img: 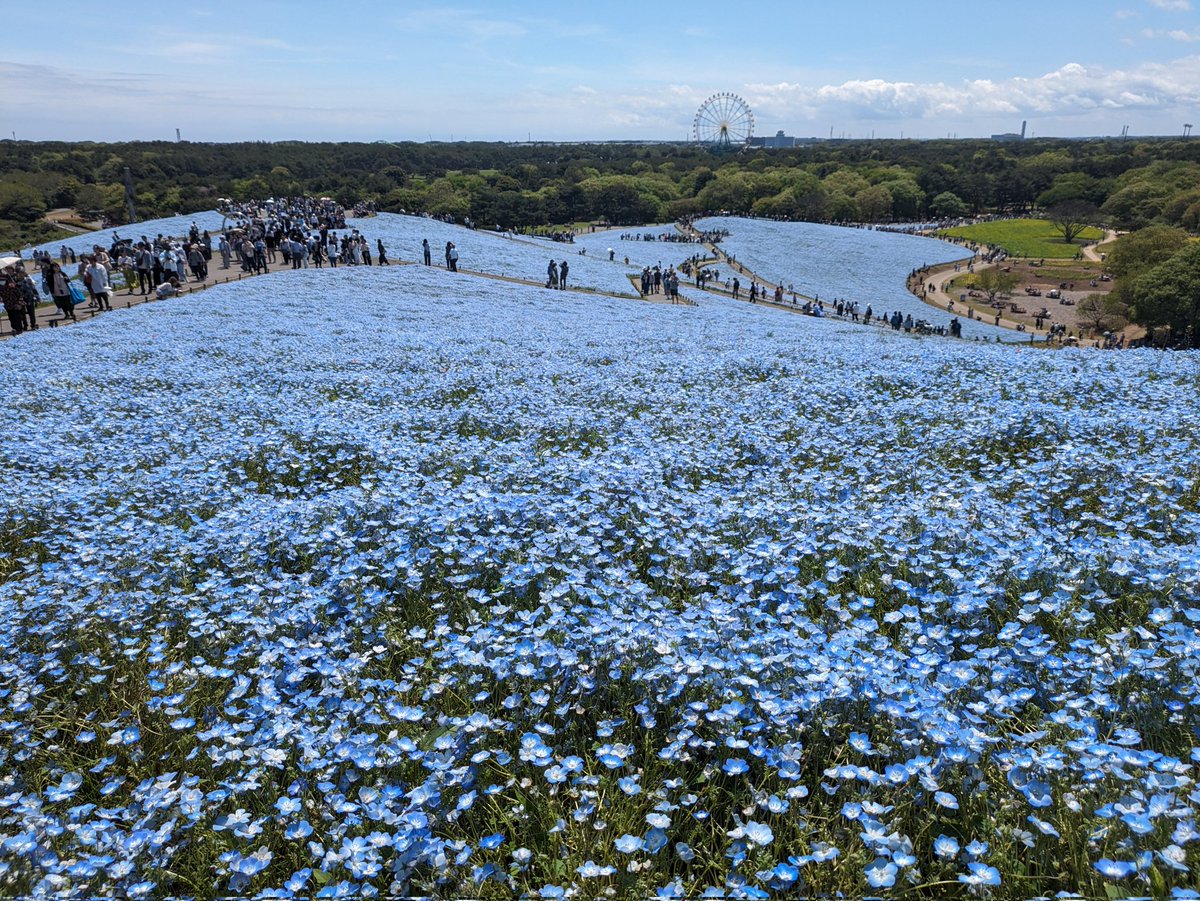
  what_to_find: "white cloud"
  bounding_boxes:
[1147,0,1191,9]
[1143,27,1200,39]
[744,57,1200,125]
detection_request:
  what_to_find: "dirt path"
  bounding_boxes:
[1082,230,1118,262]
[43,208,101,235]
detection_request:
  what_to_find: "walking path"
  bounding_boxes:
[1082,230,1118,262]
[4,244,684,339]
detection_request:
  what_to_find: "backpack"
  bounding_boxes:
[67,281,87,306]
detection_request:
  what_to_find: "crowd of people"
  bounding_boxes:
[638,265,681,302]
[619,227,729,244]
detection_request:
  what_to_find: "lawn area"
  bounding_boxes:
[938,218,1105,259]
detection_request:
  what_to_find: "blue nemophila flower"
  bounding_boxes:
[478,833,504,850]
[866,858,898,888]
[615,834,645,853]
[577,860,616,877]
[1028,816,1060,838]
[959,862,1001,886]
[46,772,83,803]
[285,820,313,840]
[618,776,641,796]
[722,758,749,776]
[1095,858,1138,879]
[229,847,273,876]
[3,210,1200,897]
[935,791,959,809]
[934,835,960,860]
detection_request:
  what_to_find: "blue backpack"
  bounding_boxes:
[67,281,87,306]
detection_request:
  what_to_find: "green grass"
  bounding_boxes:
[937,218,1105,259]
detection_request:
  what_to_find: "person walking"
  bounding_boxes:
[48,262,76,321]
[422,239,432,265]
[377,240,388,266]
[87,257,113,311]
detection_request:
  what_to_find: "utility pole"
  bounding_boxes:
[123,167,138,224]
[1186,124,1194,139]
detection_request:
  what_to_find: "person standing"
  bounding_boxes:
[445,242,457,271]
[547,259,558,288]
[377,240,388,265]
[559,259,568,289]
[18,270,40,329]
[422,239,432,265]
[1,267,29,334]
[87,257,113,311]
[48,263,76,321]
[187,245,207,283]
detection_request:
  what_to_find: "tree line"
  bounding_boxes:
[2,136,1198,346]
[3,136,1200,246]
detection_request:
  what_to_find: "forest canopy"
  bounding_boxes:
[2,136,1199,248]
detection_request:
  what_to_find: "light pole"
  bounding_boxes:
[1185,123,1193,139]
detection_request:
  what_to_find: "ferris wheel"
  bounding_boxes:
[693,93,755,148]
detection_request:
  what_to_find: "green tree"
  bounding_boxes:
[885,179,924,220]
[973,266,1019,303]
[858,184,894,222]
[1127,243,1200,347]
[1105,226,1189,280]
[0,182,47,221]
[1076,293,1129,335]
[1046,200,1100,244]
[929,191,967,218]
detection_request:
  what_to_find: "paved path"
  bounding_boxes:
[4,242,685,339]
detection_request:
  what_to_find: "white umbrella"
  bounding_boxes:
[0,255,23,268]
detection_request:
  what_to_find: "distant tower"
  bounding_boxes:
[1021,120,1027,139]
[123,167,138,224]
[176,128,181,142]
[1186,124,1194,139]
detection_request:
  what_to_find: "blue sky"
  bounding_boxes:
[3,0,1199,142]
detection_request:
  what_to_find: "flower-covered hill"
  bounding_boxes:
[0,267,1198,899]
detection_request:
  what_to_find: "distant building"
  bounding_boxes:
[992,121,1027,142]
[749,130,798,149]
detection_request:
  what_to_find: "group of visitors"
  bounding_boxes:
[639,265,680,301]
[620,228,727,244]
[220,226,385,274]
[219,196,353,233]
[545,258,569,288]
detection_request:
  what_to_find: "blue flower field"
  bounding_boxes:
[0,248,1197,899]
